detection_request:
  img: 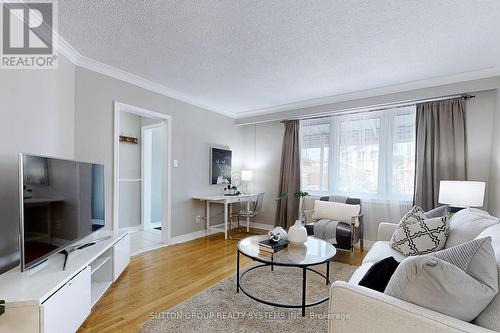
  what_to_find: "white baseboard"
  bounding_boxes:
[137,228,375,255]
[169,222,274,246]
[169,228,220,245]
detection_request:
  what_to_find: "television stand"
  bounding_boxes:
[0,231,130,333]
[60,235,113,270]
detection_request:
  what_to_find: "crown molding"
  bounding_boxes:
[55,36,237,118]
[55,35,500,122]
[235,67,500,119]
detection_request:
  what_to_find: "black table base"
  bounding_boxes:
[236,250,331,317]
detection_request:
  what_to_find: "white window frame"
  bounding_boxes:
[300,106,415,201]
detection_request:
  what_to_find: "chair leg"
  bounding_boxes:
[360,238,364,252]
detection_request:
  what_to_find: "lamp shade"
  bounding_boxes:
[438,181,486,208]
[241,170,253,181]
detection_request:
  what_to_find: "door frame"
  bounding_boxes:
[141,123,163,230]
[113,101,172,245]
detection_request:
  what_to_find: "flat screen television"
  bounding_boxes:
[19,153,105,271]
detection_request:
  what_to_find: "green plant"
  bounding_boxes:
[294,190,309,198]
[276,191,309,200]
[277,191,310,222]
[0,299,5,316]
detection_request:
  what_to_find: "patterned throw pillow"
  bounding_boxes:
[390,206,449,256]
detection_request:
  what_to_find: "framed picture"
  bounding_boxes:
[210,147,232,185]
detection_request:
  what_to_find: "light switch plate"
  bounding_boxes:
[173,160,178,168]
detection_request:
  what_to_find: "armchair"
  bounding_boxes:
[305,196,364,252]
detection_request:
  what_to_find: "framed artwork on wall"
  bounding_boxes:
[210,147,232,185]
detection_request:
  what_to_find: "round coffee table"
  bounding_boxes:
[236,235,337,316]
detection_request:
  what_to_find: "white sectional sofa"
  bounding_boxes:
[328,221,500,333]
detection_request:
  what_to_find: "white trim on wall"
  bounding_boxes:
[113,102,173,245]
[55,35,500,121]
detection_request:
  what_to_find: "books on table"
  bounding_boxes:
[258,239,289,254]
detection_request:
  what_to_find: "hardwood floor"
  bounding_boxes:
[77,229,366,333]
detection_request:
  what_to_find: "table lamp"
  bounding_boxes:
[438,181,486,213]
[241,170,253,194]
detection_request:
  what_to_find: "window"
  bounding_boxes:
[300,106,416,200]
[301,122,329,192]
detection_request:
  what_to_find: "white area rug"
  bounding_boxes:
[140,262,357,333]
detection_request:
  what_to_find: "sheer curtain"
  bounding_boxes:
[300,106,416,240]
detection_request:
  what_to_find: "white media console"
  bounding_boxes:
[0,230,130,333]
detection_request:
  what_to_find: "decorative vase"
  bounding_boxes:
[287,220,308,244]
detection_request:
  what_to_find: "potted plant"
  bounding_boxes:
[277,190,310,222]
[277,191,310,244]
[0,299,5,317]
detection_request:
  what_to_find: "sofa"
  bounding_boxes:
[328,216,500,333]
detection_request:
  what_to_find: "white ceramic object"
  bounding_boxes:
[287,220,308,244]
[271,226,288,240]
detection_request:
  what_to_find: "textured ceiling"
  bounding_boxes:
[59,0,500,116]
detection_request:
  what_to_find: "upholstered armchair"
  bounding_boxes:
[305,196,364,252]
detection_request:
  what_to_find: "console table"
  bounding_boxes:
[193,193,259,239]
[0,230,130,333]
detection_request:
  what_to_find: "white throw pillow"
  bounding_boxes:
[386,238,498,322]
[390,206,449,256]
[445,208,499,248]
[311,200,360,223]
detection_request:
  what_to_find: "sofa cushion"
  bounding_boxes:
[390,206,449,256]
[445,208,499,248]
[358,257,400,292]
[425,205,448,219]
[385,238,498,322]
[348,262,373,285]
[311,200,360,223]
[362,241,406,264]
[474,224,500,331]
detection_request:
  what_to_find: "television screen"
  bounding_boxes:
[20,154,105,270]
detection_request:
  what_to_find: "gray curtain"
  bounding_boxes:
[413,98,466,211]
[275,120,301,229]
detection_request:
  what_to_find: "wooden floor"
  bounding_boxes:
[77,229,366,333]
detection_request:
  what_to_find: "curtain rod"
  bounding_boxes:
[280,94,475,123]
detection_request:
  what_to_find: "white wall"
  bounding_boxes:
[488,89,500,216]
[0,56,75,273]
[464,90,496,209]
[74,67,245,237]
[150,126,162,223]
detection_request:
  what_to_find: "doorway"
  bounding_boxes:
[142,124,162,231]
[113,102,172,255]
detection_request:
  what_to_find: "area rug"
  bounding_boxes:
[140,262,357,333]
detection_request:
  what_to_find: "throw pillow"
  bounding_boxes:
[390,206,449,256]
[474,224,500,331]
[424,205,448,219]
[358,257,400,293]
[385,237,498,322]
[445,208,499,248]
[311,200,360,223]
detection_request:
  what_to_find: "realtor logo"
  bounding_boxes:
[1,0,58,69]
